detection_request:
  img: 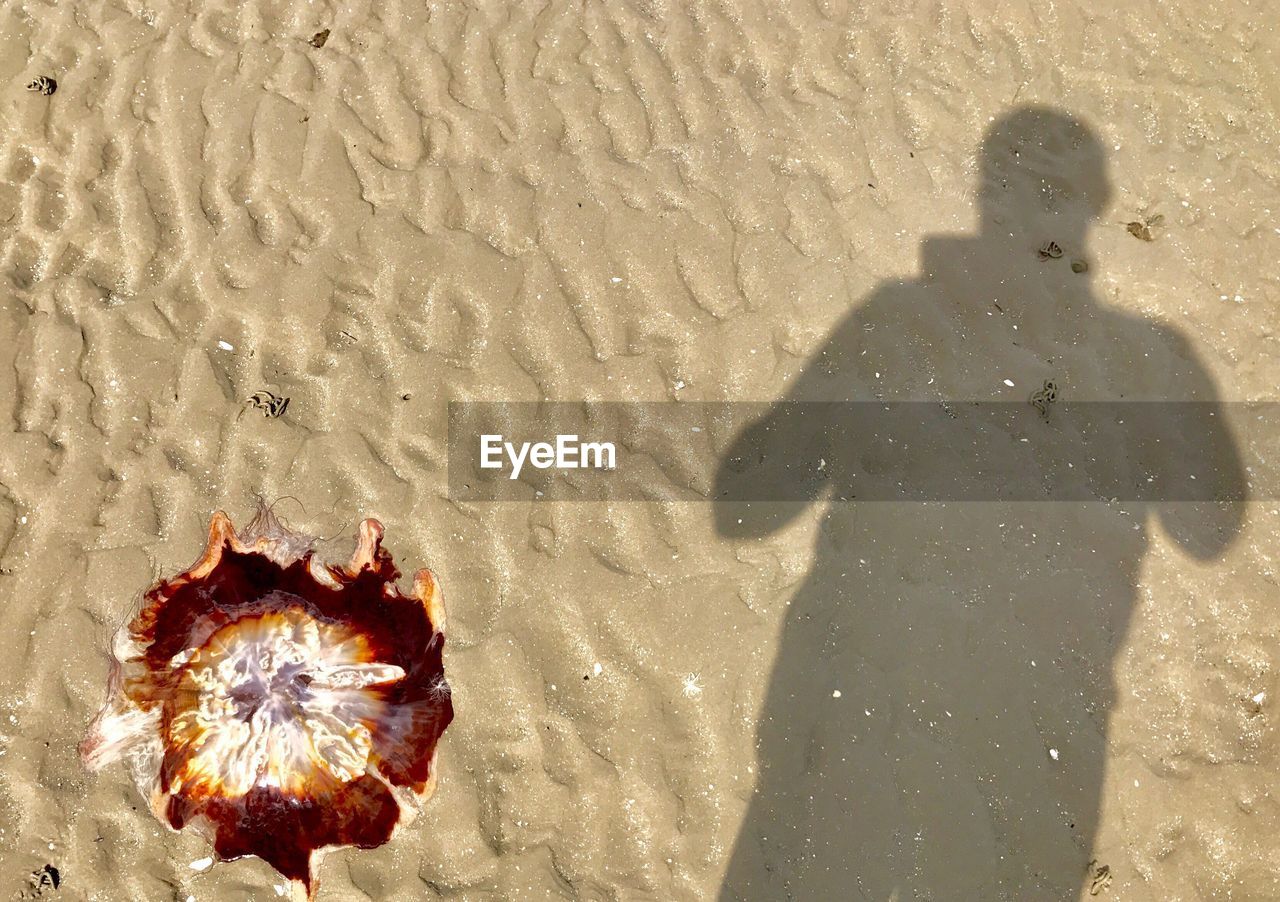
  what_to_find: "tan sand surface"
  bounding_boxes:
[1,1,1279,899]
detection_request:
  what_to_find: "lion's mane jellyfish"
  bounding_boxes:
[81,507,453,896]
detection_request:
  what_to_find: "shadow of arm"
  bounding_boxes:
[713,402,829,539]
[1154,402,1246,559]
[1152,336,1248,559]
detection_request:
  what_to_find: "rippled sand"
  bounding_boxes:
[1,1,1278,899]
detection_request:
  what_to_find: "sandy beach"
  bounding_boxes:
[2,1,1279,899]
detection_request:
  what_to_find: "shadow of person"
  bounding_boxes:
[715,107,1245,900]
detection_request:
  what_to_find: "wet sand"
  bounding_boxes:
[1,1,1279,899]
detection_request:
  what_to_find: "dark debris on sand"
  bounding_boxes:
[1126,213,1163,241]
[245,390,289,419]
[21,864,61,898]
[26,76,56,96]
[1037,240,1064,260]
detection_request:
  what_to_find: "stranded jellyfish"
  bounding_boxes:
[81,507,453,896]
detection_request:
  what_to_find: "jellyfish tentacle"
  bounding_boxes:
[413,568,446,633]
[348,518,385,573]
[306,661,406,690]
[189,510,238,579]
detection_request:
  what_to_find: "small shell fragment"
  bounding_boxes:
[245,390,289,419]
[26,75,57,96]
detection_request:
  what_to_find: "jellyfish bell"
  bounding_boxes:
[81,507,453,898]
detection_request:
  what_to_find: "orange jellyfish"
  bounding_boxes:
[81,507,453,897]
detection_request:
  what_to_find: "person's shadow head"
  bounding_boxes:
[977,105,1113,249]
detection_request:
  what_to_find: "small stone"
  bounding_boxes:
[1071,259,1088,273]
[310,29,330,48]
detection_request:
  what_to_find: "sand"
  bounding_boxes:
[1,0,1279,899]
